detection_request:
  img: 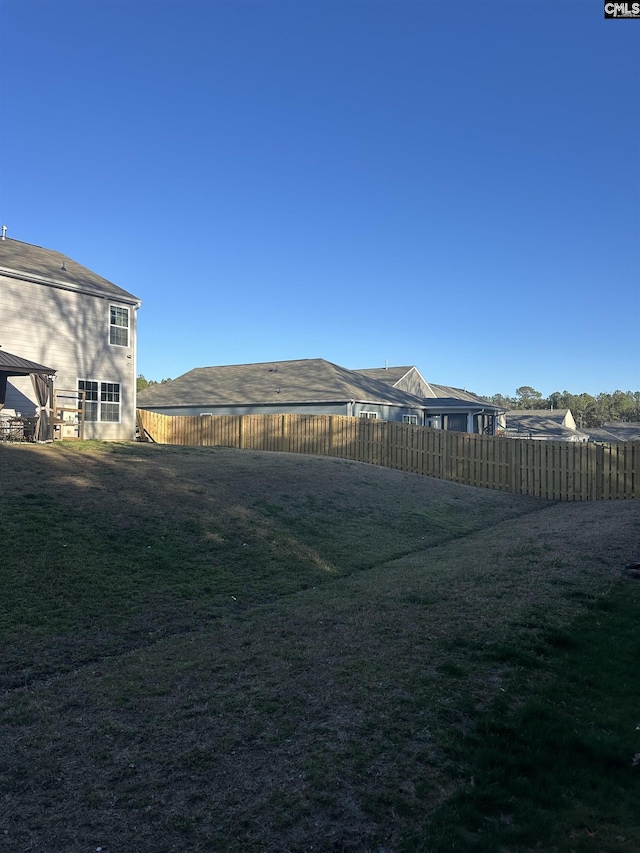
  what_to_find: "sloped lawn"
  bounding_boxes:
[1,442,638,852]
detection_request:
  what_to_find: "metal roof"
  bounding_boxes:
[0,349,56,375]
[0,237,139,304]
[137,358,427,409]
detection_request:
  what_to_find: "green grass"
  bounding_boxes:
[0,441,543,689]
[0,441,638,852]
[410,583,640,852]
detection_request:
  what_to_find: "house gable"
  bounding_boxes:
[0,237,140,440]
[354,366,436,399]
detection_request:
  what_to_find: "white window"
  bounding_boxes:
[100,382,121,422]
[78,380,98,422]
[110,305,129,347]
[403,415,419,425]
[359,411,378,419]
[78,380,121,423]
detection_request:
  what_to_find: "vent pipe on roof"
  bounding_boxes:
[1,225,6,240]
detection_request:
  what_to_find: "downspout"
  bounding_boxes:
[467,410,475,434]
[469,408,487,434]
[131,301,141,440]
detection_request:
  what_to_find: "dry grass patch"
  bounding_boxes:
[1,442,638,852]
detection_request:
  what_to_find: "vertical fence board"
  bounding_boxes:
[134,410,637,501]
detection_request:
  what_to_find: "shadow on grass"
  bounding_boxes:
[1,440,549,690]
[1,441,638,853]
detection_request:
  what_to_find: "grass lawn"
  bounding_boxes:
[1,441,639,852]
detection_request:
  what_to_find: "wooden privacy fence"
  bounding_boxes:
[136,410,638,501]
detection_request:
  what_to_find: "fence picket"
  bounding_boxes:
[135,410,638,501]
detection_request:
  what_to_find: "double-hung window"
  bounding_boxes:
[403,415,418,425]
[78,380,121,423]
[100,383,120,422]
[78,380,99,422]
[110,305,129,347]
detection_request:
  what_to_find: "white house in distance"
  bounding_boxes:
[0,232,140,440]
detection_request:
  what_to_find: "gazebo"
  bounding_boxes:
[0,349,57,441]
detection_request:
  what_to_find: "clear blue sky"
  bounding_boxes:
[1,0,638,398]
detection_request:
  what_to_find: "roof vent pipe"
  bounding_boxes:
[1,225,6,240]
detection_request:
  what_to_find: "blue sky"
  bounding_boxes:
[1,0,638,398]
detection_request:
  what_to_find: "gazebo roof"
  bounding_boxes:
[0,349,56,376]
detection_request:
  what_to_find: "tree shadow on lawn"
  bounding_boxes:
[0,441,551,690]
[1,442,638,852]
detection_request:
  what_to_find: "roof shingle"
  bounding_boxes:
[137,358,426,408]
[0,237,139,303]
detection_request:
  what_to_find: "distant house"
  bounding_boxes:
[500,409,589,442]
[137,358,427,424]
[585,422,640,442]
[355,366,503,434]
[137,359,503,434]
[0,235,140,439]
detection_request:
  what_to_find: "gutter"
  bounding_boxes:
[0,265,140,306]
[138,397,416,410]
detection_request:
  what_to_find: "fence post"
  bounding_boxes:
[239,415,245,450]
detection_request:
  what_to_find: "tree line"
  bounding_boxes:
[488,386,640,429]
[136,374,172,392]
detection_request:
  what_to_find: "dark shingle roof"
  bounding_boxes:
[356,367,501,410]
[427,383,495,406]
[0,237,139,303]
[506,408,571,421]
[504,410,588,440]
[587,422,640,442]
[354,366,416,385]
[137,359,426,408]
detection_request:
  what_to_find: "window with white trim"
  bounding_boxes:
[403,415,418,424]
[78,380,98,422]
[110,305,129,347]
[78,380,121,423]
[359,411,378,419]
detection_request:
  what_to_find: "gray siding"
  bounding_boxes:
[141,401,424,423]
[0,273,138,439]
[390,367,433,400]
[147,402,350,418]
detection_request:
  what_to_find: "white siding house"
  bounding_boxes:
[0,235,140,440]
